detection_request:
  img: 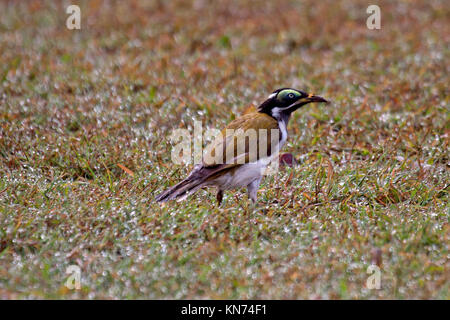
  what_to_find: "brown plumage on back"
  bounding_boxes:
[203,112,280,167]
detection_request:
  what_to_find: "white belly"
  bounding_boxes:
[211,159,269,190]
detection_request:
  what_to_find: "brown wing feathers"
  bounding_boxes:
[203,112,280,167]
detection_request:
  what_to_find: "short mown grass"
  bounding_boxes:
[0,0,448,299]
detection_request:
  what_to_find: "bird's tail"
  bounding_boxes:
[155,177,204,202]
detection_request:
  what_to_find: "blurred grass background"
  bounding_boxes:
[0,0,448,299]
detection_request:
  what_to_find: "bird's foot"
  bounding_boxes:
[216,190,223,206]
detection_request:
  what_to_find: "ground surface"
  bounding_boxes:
[0,0,449,299]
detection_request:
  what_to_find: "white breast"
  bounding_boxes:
[277,119,288,150]
[270,107,288,152]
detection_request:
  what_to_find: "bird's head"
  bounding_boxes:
[258,88,328,120]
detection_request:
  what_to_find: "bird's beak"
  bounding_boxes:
[306,93,328,103]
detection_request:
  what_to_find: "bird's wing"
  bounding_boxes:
[168,112,281,191]
[202,112,280,168]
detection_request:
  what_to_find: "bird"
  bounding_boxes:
[156,88,328,205]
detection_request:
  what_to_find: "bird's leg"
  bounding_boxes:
[246,178,261,235]
[247,178,261,204]
[216,189,223,206]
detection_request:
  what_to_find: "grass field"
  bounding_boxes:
[0,0,449,299]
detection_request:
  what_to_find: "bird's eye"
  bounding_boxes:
[288,93,295,99]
